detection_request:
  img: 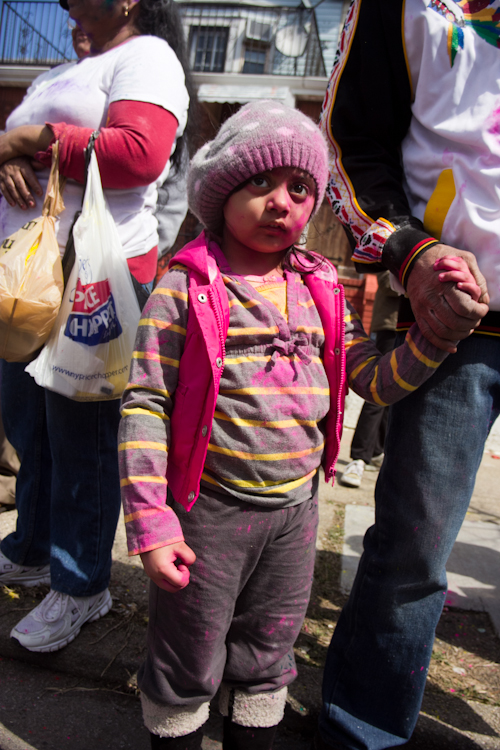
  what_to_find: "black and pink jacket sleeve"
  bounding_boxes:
[320,0,439,288]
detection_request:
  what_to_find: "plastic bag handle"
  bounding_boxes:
[61,131,100,289]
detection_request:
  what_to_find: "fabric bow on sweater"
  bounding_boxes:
[270,337,312,365]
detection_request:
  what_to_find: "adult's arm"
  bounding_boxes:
[41,100,178,187]
[0,100,178,203]
[321,0,488,350]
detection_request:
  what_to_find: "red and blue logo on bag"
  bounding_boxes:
[65,279,122,345]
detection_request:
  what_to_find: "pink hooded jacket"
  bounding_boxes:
[165,231,347,512]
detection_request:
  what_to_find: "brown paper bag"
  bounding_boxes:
[0,142,66,362]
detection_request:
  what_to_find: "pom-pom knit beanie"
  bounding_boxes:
[187,100,329,234]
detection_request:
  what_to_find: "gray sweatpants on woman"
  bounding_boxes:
[139,487,318,738]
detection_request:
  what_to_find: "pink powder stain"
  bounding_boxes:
[442,148,453,168]
[487,106,500,137]
[247,524,252,533]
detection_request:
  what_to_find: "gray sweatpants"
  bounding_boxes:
[139,488,318,738]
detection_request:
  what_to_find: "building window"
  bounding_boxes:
[189,26,228,72]
[242,47,267,74]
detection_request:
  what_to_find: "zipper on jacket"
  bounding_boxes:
[208,286,226,373]
[328,283,346,482]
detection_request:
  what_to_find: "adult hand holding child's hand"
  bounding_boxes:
[140,542,196,593]
[407,243,489,353]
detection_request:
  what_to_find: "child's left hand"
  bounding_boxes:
[434,256,482,302]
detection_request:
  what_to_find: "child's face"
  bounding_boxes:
[222,167,316,258]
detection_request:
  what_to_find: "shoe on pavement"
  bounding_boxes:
[0,549,50,587]
[11,587,112,653]
[340,459,364,488]
[365,452,384,471]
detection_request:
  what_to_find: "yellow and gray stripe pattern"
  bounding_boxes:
[119,260,448,556]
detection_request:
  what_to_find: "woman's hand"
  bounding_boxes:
[140,541,196,593]
[0,157,44,209]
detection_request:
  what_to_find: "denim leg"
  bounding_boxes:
[320,335,500,750]
[45,391,121,596]
[0,361,52,567]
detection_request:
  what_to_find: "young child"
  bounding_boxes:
[118,102,481,750]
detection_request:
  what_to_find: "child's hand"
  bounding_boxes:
[140,542,196,593]
[434,256,482,302]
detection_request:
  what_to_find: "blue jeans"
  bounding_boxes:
[0,361,121,597]
[319,333,500,749]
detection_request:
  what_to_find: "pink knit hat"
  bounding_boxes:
[187,100,329,234]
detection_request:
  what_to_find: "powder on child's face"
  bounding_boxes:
[221,166,315,273]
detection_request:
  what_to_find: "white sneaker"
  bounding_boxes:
[0,549,50,587]
[340,459,365,488]
[11,587,112,653]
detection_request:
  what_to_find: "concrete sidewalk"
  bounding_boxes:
[342,507,500,635]
[337,393,500,637]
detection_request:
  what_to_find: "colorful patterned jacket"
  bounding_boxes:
[321,0,500,330]
[153,231,345,511]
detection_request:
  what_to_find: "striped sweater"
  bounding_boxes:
[119,251,448,556]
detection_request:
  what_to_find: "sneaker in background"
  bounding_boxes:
[340,459,365,488]
[11,587,112,653]
[365,452,384,471]
[0,549,50,587]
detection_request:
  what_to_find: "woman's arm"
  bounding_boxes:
[0,126,52,165]
[0,101,179,208]
[36,101,179,188]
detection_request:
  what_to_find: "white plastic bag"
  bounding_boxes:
[27,151,141,401]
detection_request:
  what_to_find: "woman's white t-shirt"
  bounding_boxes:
[0,35,189,259]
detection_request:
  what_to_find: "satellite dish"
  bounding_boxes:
[275,21,310,58]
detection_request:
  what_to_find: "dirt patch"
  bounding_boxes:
[428,608,500,707]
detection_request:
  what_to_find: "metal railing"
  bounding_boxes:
[0,1,75,65]
[0,0,326,77]
[181,3,326,78]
